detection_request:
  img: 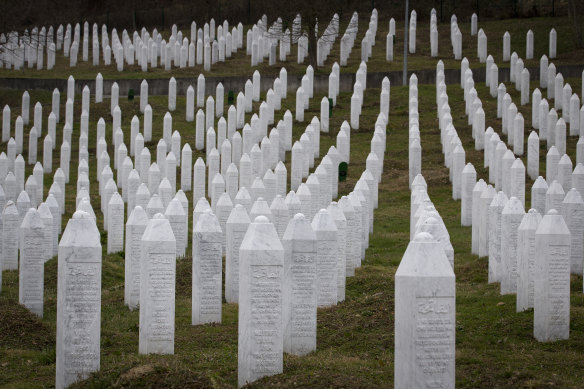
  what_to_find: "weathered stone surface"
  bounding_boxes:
[395,232,455,389]
[500,197,525,295]
[56,211,101,389]
[238,216,284,387]
[192,210,223,325]
[517,209,542,312]
[125,206,148,310]
[225,204,251,304]
[19,208,45,317]
[282,213,317,356]
[312,209,339,308]
[489,191,508,283]
[107,192,124,254]
[139,214,176,355]
[561,189,584,275]
[534,210,571,342]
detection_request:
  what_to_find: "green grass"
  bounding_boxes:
[0,15,582,80]
[0,15,584,388]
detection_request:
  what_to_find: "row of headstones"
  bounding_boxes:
[30,67,288,231]
[54,183,373,389]
[339,12,359,66]
[91,58,384,251]
[3,8,354,72]
[469,174,574,343]
[408,74,422,188]
[248,16,287,66]
[410,74,456,266]
[460,56,583,173]
[462,53,584,192]
[478,49,583,125]
[397,173,456,387]
[0,11,561,73]
[0,18,245,71]
[1,192,62,312]
[358,10,378,63]
[121,149,379,309]
[0,66,288,182]
[54,88,388,389]
[315,13,342,67]
[0,152,67,219]
[108,105,384,262]
[437,60,577,342]
[2,50,377,305]
[0,181,61,262]
[348,62,369,130]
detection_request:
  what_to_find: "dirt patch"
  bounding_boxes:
[0,299,54,351]
[120,365,155,381]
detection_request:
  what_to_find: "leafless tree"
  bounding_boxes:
[567,0,583,48]
[259,0,360,67]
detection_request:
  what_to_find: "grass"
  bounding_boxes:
[0,15,582,81]
[0,15,584,388]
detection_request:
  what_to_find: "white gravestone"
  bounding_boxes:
[165,198,187,258]
[561,189,584,275]
[192,210,223,325]
[2,201,19,270]
[107,192,124,253]
[312,209,339,308]
[500,197,525,295]
[238,216,284,387]
[282,213,317,356]
[225,204,251,304]
[479,185,496,257]
[38,203,54,262]
[395,232,455,389]
[534,209,570,342]
[531,177,548,215]
[488,191,508,283]
[517,209,542,312]
[19,208,45,317]
[139,214,176,354]
[55,211,101,389]
[125,206,148,310]
[545,180,565,214]
[528,132,539,180]
[461,163,476,226]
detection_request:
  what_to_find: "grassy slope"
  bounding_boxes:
[0,17,583,389]
[0,16,582,81]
